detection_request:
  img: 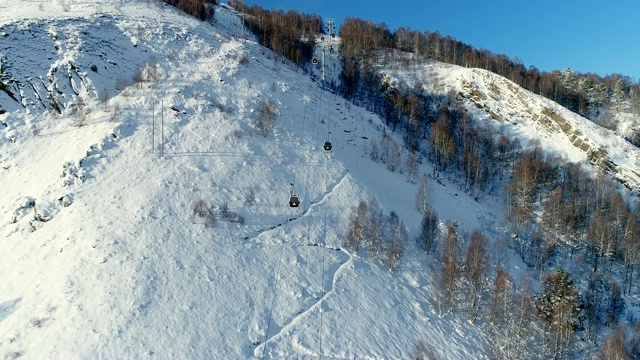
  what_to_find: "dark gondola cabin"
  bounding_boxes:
[289,194,300,207]
[312,57,318,64]
[323,141,332,152]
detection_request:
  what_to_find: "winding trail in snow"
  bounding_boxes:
[255,247,353,358]
[254,173,353,358]
[241,171,349,246]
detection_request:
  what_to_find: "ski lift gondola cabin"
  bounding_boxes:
[312,57,318,64]
[289,194,300,207]
[323,141,332,152]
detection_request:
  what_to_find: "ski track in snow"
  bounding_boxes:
[246,171,349,247]
[256,249,352,358]
[251,172,351,356]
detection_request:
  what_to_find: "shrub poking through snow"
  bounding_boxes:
[192,199,217,227]
[343,199,407,271]
[71,99,88,127]
[98,88,109,108]
[20,197,36,210]
[238,53,249,65]
[245,186,256,206]
[132,61,160,89]
[220,202,246,225]
[253,100,278,137]
[49,96,62,114]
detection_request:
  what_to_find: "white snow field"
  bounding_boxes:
[0,1,498,359]
[6,0,639,359]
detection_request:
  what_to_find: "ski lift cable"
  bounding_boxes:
[295,84,319,291]
[315,70,324,151]
[260,207,293,360]
[319,40,332,152]
[318,19,338,353]
[262,145,306,357]
[317,129,330,358]
[307,60,329,358]
[263,33,337,355]
[291,50,324,208]
[327,81,331,142]
[314,36,330,356]
[319,181,329,357]
[302,75,324,288]
[289,61,315,196]
[294,54,328,356]
[262,74,315,358]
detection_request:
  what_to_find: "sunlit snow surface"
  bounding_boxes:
[6,1,634,359]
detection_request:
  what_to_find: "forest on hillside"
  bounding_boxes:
[229,1,640,144]
[336,18,640,136]
[163,0,216,22]
[230,1,321,66]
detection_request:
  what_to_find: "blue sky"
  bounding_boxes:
[242,0,640,81]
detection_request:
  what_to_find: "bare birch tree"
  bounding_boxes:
[463,230,488,322]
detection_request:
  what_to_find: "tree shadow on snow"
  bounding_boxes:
[0,297,22,323]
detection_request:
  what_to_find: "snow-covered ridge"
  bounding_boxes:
[1,2,496,359]
[0,1,209,114]
[380,61,640,193]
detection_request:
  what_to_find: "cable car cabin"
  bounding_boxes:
[289,194,300,207]
[323,141,332,152]
[312,57,318,64]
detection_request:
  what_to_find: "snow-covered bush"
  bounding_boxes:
[253,100,278,137]
[109,104,121,122]
[343,199,407,271]
[192,199,216,227]
[220,202,245,225]
[244,186,256,206]
[132,61,160,89]
[238,53,249,65]
[58,0,71,12]
[70,99,88,127]
[411,340,439,360]
[98,88,109,108]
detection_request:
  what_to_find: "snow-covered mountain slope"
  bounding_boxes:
[379,60,640,193]
[1,2,499,359]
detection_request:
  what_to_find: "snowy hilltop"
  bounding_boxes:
[378,60,640,194]
[2,1,639,359]
[0,1,495,358]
